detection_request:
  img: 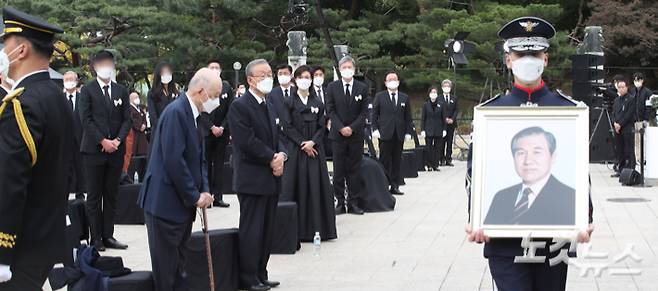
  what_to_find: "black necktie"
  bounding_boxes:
[68,94,74,111]
[284,89,289,99]
[317,89,322,102]
[445,94,449,103]
[391,92,396,106]
[511,188,532,224]
[345,84,351,102]
[103,85,110,100]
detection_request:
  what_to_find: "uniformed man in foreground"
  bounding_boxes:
[0,6,71,291]
[465,17,594,291]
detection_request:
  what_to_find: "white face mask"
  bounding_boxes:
[386,80,399,90]
[161,74,172,84]
[313,76,324,87]
[340,68,354,79]
[278,74,291,85]
[96,66,114,80]
[133,98,140,105]
[511,56,545,84]
[0,45,22,87]
[429,92,438,101]
[256,77,274,94]
[202,90,220,113]
[296,78,312,90]
[442,87,451,94]
[63,81,77,90]
[634,81,642,88]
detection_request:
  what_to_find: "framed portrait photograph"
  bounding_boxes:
[470,106,590,239]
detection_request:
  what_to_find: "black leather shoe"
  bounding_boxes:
[611,173,621,178]
[390,187,404,195]
[335,204,347,215]
[347,204,365,215]
[261,280,280,288]
[214,200,230,208]
[103,237,128,250]
[432,167,440,171]
[239,283,270,291]
[446,162,454,167]
[93,240,106,252]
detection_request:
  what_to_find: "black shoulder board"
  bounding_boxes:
[556,89,580,105]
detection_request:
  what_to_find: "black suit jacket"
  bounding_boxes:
[269,85,296,124]
[228,91,288,196]
[372,90,413,141]
[78,79,131,163]
[325,79,369,141]
[147,87,177,129]
[311,85,328,106]
[0,71,73,266]
[420,100,445,137]
[612,93,637,133]
[439,93,458,123]
[484,175,576,225]
[202,81,234,142]
[631,86,653,121]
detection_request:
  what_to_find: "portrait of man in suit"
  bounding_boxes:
[484,126,575,226]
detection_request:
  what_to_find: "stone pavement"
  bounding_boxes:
[47,162,657,290]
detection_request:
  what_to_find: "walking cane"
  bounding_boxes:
[202,208,216,291]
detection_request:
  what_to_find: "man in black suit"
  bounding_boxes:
[204,60,233,208]
[138,68,217,291]
[439,79,458,166]
[78,50,131,251]
[269,64,295,123]
[325,56,369,215]
[0,7,70,289]
[311,65,332,157]
[229,59,288,291]
[484,127,575,225]
[371,71,413,195]
[611,75,637,177]
[63,71,86,200]
[631,73,653,122]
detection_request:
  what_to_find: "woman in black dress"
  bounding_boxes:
[282,65,337,242]
[421,86,445,171]
[147,61,179,128]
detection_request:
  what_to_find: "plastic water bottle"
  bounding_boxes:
[133,172,139,184]
[313,232,321,257]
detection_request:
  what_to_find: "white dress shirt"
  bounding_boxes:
[66,91,77,111]
[187,94,199,128]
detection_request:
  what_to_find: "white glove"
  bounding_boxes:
[420,131,426,138]
[405,134,412,141]
[0,264,11,283]
[442,130,447,138]
[372,130,381,139]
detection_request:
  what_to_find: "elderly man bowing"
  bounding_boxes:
[138,68,220,291]
[229,59,288,291]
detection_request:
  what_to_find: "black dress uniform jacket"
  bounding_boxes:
[0,71,73,266]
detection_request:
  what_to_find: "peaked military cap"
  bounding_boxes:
[1,6,63,42]
[498,16,555,53]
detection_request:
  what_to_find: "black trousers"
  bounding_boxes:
[0,264,52,291]
[615,130,636,171]
[145,213,193,291]
[237,193,278,286]
[488,256,568,291]
[332,139,363,206]
[440,125,455,163]
[379,137,403,188]
[68,150,86,195]
[425,136,442,168]
[83,155,123,242]
[127,156,147,183]
[206,138,229,200]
